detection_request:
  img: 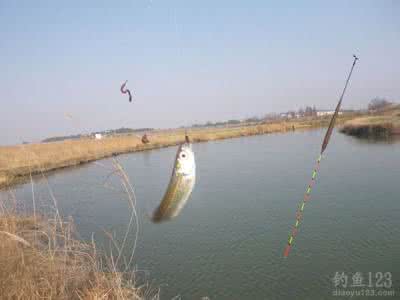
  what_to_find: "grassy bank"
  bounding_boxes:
[0,116,355,189]
[340,105,400,138]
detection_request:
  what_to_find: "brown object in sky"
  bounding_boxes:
[120,80,132,102]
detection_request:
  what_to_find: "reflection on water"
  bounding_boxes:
[343,134,400,145]
[4,130,400,299]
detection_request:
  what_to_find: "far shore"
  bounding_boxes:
[0,115,358,189]
[340,105,400,139]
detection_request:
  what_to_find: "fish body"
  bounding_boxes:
[152,142,196,223]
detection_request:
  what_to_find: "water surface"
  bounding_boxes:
[5,130,400,299]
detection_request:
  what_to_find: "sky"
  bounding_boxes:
[1,0,399,145]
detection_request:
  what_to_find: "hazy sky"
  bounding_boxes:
[1,0,399,145]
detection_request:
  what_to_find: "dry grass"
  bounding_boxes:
[0,159,157,300]
[0,213,155,299]
[0,116,355,189]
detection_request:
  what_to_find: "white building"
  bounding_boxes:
[316,110,342,117]
[94,133,103,140]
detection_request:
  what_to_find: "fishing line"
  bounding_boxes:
[283,55,359,257]
[63,111,141,269]
[172,5,183,58]
[172,8,192,144]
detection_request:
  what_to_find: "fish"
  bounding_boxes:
[152,141,196,223]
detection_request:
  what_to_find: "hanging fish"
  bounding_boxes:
[283,55,359,257]
[120,80,133,102]
[152,138,196,223]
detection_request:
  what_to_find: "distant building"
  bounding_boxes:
[316,110,342,117]
[94,133,103,140]
[280,113,290,119]
[280,112,296,119]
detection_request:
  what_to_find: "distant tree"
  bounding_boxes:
[298,108,305,117]
[245,116,260,123]
[227,119,241,125]
[305,106,313,116]
[312,105,317,116]
[264,113,279,121]
[368,97,392,111]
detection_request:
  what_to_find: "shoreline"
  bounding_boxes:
[0,116,355,189]
[340,105,400,139]
[340,122,400,138]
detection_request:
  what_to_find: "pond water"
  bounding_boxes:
[5,130,400,299]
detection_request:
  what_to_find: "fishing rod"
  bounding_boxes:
[283,55,359,257]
